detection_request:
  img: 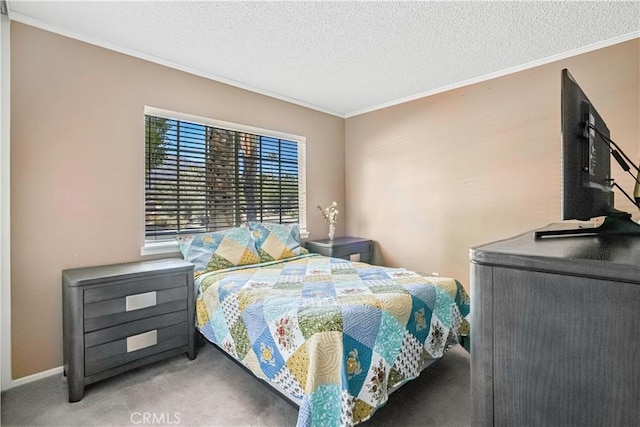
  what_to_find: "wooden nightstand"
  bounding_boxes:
[62,258,195,402]
[305,236,372,263]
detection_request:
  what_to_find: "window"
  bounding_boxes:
[143,107,306,253]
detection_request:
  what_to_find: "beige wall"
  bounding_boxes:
[10,23,345,378]
[345,38,639,289]
[10,22,639,379]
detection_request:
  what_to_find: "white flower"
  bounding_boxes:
[317,202,339,225]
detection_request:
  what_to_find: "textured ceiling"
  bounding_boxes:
[8,1,640,117]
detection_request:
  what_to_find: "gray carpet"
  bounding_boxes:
[1,343,471,426]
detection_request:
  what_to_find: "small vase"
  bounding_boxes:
[328,223,335,241]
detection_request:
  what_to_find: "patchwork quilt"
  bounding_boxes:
[195,254,470,427]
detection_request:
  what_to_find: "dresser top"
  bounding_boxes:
[471,224,640,283]
[63,258,193,286]
[305,236,370,247]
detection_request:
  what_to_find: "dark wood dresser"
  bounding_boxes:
[62,258,195,402]
[470,226,640,426]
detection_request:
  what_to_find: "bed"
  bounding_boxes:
[178,223,470,427]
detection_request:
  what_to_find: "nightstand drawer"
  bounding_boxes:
[330,241,370,259]
[83,274,187,304]
[84,287,187,332]
[85,322,188,376]
[84,310,187,348]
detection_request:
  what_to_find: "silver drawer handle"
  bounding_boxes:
[126,291,157,311]
[126,330,157,352]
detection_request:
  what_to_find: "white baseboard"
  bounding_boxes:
[9,365,64,389]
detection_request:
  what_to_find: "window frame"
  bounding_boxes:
[141,106,308,256]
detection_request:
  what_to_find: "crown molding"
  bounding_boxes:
[345,32,640,118]
[8,10,345,118]
[8,9,639,120]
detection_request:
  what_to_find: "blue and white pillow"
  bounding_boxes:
[177,227,261,277]
[247,222,307,262]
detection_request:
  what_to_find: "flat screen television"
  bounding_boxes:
[535,69,640,238]
[561,68,615,220]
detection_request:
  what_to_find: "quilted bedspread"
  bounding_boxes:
[195,254,470,427]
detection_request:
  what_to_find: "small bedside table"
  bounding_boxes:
[305,236,372,263]
[62,258,195,402]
